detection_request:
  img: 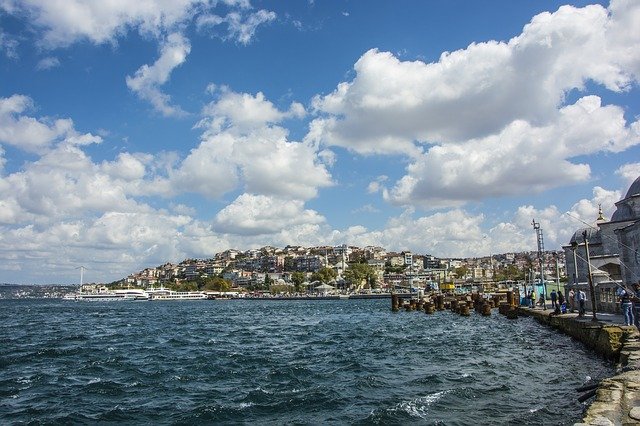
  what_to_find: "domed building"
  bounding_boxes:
[563,175,640,313]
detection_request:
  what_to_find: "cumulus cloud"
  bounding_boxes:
[0,94,102,154]
[307,0,640,209]
[126,32,191,117]
[213,193,325,235]
[0,0,207,47]
[385,96,639,208]
[616,162,640,190]
[180,88,331,200]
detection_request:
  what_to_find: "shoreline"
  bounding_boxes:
[517,307,640,425]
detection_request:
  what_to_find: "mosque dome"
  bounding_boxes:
[569,227,601,246]
[610,175,640,222]
[625,175,640,199]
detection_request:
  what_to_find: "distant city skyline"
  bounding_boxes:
[1,0,639,284]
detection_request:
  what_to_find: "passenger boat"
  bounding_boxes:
[65,289,149,301]
[146,288,207,301]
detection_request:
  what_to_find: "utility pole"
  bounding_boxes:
[532,219,547,298]
[582,230,598,321]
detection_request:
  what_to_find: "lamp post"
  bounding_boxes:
[582,230,597,322]
[570,241,579,285]
[554,252,560,293]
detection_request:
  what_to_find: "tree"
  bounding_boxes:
[291,271,306,292]
[311,267,337,284]
[202,276,231,292]
[454,266,469,279]
[343,263,376,289]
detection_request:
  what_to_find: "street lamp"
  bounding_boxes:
[582,230,597,322]
[570,241,579,285]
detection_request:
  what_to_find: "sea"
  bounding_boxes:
[0,298,614,425]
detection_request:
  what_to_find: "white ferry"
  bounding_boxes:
[146,288,207,301]
[65,288,149,301]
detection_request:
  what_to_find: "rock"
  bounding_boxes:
[629,407,640,421]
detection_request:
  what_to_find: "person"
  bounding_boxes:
[618,286,634,326]
[550,290,557,309]
[568,288,576,313]
[633,282,640,331]
[539,292,546,310]
[556,291,565,315]
[530,290,536,309]
[578,289,586,316]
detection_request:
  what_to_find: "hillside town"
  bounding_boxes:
[112,245,566,294]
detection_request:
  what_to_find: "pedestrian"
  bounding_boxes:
[530,290,536,309]
[550,290,557,309]
[618,286,635,326]
[539,292,546,310]
[558,290,565,310]
[555,291,565,315]
[633,282,640,331]
[578,289,586,316]
[568,288,576,313]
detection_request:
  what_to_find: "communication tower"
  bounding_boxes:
[531,219,547,297]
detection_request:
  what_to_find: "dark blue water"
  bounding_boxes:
[1,299,613,425]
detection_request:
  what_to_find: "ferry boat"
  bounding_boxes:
[65,288,149,301]
[146,288,207,301]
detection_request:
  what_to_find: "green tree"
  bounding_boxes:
[202,276,231,292]
[291,271,306,292]
[454,266,469,279]
[343,263,376,288]
[310,267,337,283]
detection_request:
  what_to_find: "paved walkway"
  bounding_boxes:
[525,305,628,326]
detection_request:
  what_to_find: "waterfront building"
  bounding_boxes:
[563,175,640,313]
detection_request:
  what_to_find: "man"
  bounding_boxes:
[550,290,557,309]
[578,289,586,316]
[633,282,640,330]
[568,288,575,313]
[618,285,634,326]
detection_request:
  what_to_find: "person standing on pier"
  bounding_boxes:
[557,291,565,314]
[539,292,546,310]
[618,286,634,326]
[550,290,557,309]
[578,289,586,316]
[632,282,640,330]
[530,290,536,309]
[568,288,576,313]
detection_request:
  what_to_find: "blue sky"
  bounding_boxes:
[1,0,639,284]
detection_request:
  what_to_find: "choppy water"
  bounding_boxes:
[1,299,613,425]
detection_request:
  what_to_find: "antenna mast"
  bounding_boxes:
[532,219,547,297]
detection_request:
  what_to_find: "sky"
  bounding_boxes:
[1,0,639,285]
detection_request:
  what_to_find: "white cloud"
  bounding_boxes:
[126,32,191,117]
[385,96,639,208]
[307,0,640,209]
[180,88,331,200]
[213,193,325,235]
[197,9,276,45]
[0,94,102,154]
[0,0,207,47]
[36,56,60,70]
[616,162,640,189]
[0,29,18,58]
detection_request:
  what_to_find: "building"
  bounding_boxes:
[563,175,640,313]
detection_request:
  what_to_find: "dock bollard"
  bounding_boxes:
[506,291,514,307]
[436,294,445,311]
[450,299,458,312]
[482,302,491,316]
[459,304,470,316]
[424,302,435,314]
[391,294,399,312]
